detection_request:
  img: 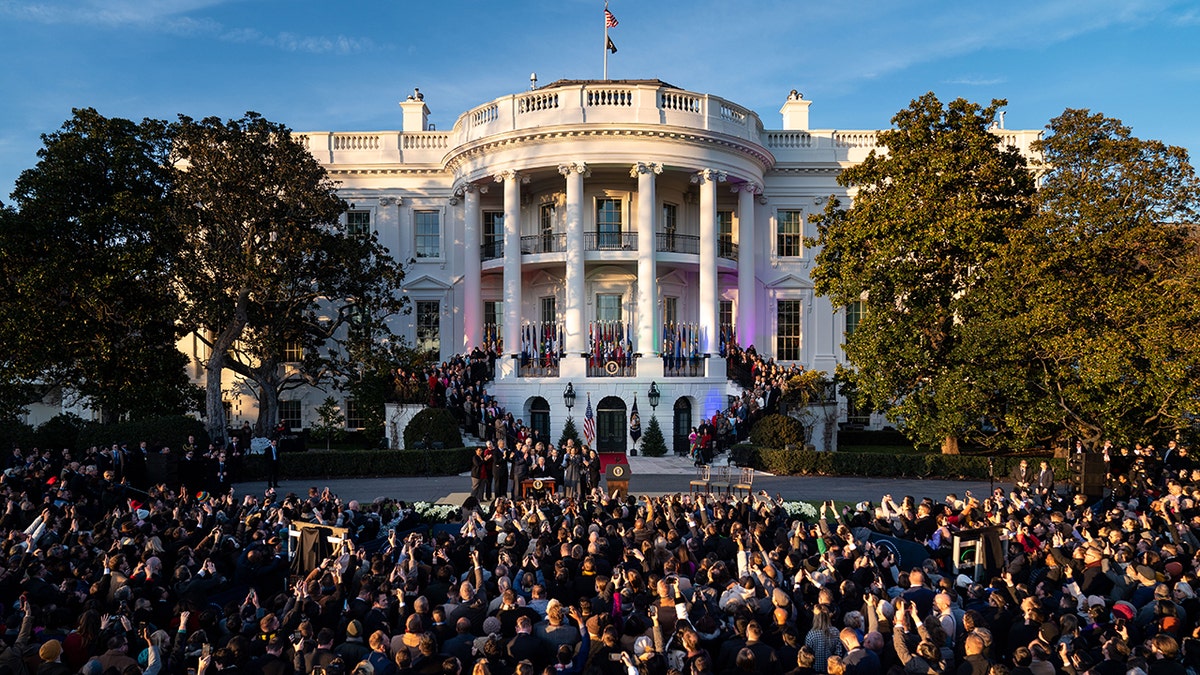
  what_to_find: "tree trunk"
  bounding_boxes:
[941,435,960,455]
[204,351,227,445]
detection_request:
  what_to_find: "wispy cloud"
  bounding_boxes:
[0,0,374,55]
[944,77,1008,86]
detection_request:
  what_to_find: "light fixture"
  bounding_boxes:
[563,382,576,411]
[648,381,661,410]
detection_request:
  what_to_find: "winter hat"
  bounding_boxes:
[1112,602,1136,621]
[39,640,62,662]
[482,617,502,636]
[346,620,363,638]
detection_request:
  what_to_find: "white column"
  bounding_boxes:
[736,182,760,351]
[462,185,483,350]
[693,169,726,356]
[633,162,661,357]
[559,163,589,357]
[495,170,523,367]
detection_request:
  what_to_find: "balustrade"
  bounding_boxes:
[332,134,380,150]
[656,232,699,254]
[481,240,504,261]
[585,88,633,107]
[517,92,560,114]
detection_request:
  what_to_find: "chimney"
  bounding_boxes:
[400,87,431,132]
[779,89,812,131]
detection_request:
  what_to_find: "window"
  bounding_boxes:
[484,300,503,341]
[346,211,371,237]
[777,210,804,257]
[344,398,365,430]
[539,204,555,252]
[777,300,803,361]
[416,301,441,354]
[845,301,865,337]
[596,198,623,249]
[663,297,678,328]
[279,400,302,431]
[483,211,503,259]
[596,294,622,322]
[540,297,557,324]
[414,210,440,258]
[283,341,304,363]
[720,300,734,340]
[662,203,678,251]
[718,210,734,258]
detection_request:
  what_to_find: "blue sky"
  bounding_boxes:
[1,0,1197,202]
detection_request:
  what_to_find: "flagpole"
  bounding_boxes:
[603,1,609,80]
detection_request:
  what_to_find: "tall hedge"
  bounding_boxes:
[240,447,473,478]
[749,414,805,448]
[402,408,463,450]
[750,445,1066,481]
[78,415,209,451]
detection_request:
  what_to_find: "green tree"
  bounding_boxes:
[640,415,667,457]
[559,416,581,449]
[983,110,1200,448]
[311,396,346,450]
[0,109,194,421]
[169,112,403,442]
[809,93,1036,454]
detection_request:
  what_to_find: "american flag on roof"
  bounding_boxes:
[605,9,619,27]
[583,394,596,446]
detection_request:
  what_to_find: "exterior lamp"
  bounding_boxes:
[648,382,661,410]
[563,382,576,411]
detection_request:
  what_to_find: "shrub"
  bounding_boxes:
[0,419,35,452]
[749,414,805,449]
[34,413,94,450]
[402,408,463,450]
[240,447,472,478]
[640,416,668,457]
[78,415,209,452]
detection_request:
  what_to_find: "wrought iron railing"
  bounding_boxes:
[719,240,739,260]
[521,233,567,254]
[656,232,699,254]
[663,357,704,377]
[585,231,638,251]
[481,240,503,261]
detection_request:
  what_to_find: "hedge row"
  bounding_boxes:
[747,445,1067,481]
[239,447,473,479]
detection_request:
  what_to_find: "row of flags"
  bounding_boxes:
[589,320,633,368]
[519,322,564,367]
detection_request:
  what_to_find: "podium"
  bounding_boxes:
[606,463,631,498]
[521,478,556,500]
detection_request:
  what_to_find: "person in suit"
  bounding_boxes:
[470,447,488,503]
[507,615,542,669]
[266,438,281,488]
[511,447,530,499]
[493,441,510,500]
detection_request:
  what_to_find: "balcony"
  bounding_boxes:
[481,240,503,261]
[585,231,638,251]
[657,232,699,254]
[521,233,567,255]
[719,240,738,261]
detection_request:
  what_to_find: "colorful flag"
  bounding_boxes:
[605,9,619,27]
[584,394,596,446]
[606,36,618,54]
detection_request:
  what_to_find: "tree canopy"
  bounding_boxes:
[811,95,1200,452]
[809,93,1036,453]
[0,109,194,421]
[0,110,407,433]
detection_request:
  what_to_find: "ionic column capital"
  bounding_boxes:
[558,163,591,178]
[630,162,663,178]
[731,181,763,195]
[691,169,728,185]
[492,170,530,183]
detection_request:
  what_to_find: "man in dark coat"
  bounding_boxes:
[493,441,510,500]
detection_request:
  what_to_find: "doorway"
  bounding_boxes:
[673,398,692,456]
[596,396,627,455]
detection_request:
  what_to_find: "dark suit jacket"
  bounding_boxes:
[508,632,543,668]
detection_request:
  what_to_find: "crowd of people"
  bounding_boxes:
[3,431,1200,675]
